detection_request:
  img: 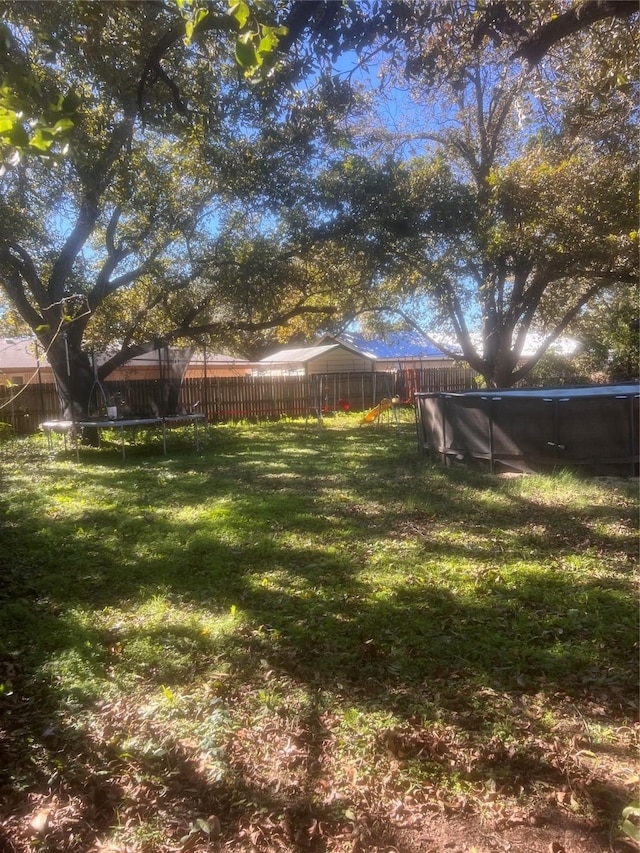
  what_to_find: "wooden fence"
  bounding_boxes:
[0,380,59,436]
[0,366,478,435]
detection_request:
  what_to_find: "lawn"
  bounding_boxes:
[0,415,637,853]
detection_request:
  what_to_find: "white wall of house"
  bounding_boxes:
[258,344,375,376]
[306,347,374,374]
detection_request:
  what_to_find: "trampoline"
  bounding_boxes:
[42,414,206,461]
[415,384,639,476]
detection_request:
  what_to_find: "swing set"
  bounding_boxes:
[310,373,405,428]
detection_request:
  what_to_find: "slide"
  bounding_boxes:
[360,398,392,424]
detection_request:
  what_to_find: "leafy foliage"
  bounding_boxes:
[0,2,362,415]
[0,19,80,170]
[0,0,638,414]
[323,26,639,385]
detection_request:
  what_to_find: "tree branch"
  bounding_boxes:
[511,278,615,382]
[2,242,48,312]
[137,13,236,121]
[511,0,638,65]
[0,265,44,331]
[96,303,338,380]
[105,205,125,259]
[49,111,137,303]
[394,308,464,362]
[88,247,164,315]
[169,303,338,341]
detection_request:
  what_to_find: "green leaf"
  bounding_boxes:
[193,7,208,27]
[48,94,65,112]
[0,90,27,113]
[61,91,81,115]
[196,818,211,835]
[621,818,640,842]
[51,118,74,136]
[9,124,29,148]
[257,25,287,59]
[183,6,208,44]
[258,30,276,54]
[228,1,251,28]
[621,803,640,841]
[235,35,258,69]
[29,130,52,152]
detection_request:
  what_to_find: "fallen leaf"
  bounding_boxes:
[207,814,221,837]
[29,807,51,835]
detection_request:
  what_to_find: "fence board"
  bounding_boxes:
[0,366,478,434]
[0,381,59,435]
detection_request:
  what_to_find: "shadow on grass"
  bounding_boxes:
[0,422,637,850]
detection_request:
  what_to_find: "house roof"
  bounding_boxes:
[0,337,202,371]
[260,344,344,364]
[320,332,447,360]
[325,330,580,360]
[0,337,40,370]
[433,332,580,359]
[188,352,252,365]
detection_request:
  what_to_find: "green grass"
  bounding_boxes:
[0,415,637,851]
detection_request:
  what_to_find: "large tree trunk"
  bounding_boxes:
[46,336,97,421]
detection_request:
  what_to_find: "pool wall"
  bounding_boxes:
[415,384,639,476]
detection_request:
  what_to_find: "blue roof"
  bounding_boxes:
[331,331,446,359]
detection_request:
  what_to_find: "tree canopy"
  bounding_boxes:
[0,1,367,415]
[303,3,638,386]
[0,0,637,413]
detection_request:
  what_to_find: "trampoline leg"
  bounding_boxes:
[627,395,636,477]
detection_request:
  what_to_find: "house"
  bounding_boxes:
[0,338,193,384]
[256,342,376,376]
[99,347,195,381]
[321,330,581,371]
[0,338,252,383]
[0,337,54,386]
[185,351,253,378]
[317,331,455,371]
[255,333,462,377]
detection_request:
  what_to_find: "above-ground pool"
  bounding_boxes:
[415,383,639,476]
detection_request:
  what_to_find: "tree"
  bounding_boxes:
[0,294,31,337]
[535,287,639,384]
[497,0,638,65]
[3,1,635,173]
[0,2,363,418]
[1,0,638,414]
[315,6,638,387]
